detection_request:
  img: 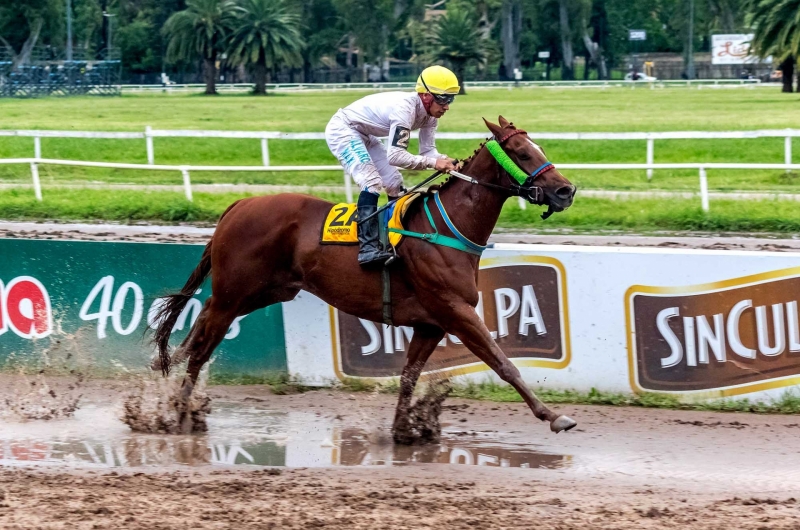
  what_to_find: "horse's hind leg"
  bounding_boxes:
[392,325,444,443]
[177,295,239,401]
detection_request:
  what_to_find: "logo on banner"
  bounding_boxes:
[626,267,800,396]
[0,276,53,339]
[330,256,570,378]
[711,34,766,65]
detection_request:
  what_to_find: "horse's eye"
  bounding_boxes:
[518,154,531,161]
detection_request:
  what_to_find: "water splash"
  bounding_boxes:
[122,372,211,434]
[1,372,84,421]
[393,379,452,445]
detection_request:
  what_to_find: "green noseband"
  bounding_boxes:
[485,140,530,185]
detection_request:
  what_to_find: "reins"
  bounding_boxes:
[450,128,557,216]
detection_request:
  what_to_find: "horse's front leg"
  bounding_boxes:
[392,325,445,441]
[446,303,577,433]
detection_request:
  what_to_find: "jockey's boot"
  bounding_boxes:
[357,191,393,267]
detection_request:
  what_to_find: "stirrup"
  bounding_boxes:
[358,252,392,267]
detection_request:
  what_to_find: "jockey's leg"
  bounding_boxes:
[325,121,392,265]
[366,137,404,198]
[355,189,393,266]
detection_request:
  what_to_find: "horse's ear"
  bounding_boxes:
[498,116,512,128]
[483,117,503,138]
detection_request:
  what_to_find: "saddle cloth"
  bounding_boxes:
[320,193,419,247]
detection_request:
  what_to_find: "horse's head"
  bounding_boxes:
[482,116,576,216]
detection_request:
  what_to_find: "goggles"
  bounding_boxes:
[420,75,456,105]
[431,93,456,105]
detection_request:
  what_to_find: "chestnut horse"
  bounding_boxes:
[153,117,578,438]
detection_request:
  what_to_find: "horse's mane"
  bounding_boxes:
[428,138,490,194]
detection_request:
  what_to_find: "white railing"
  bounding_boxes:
[0,126,797,209]
[1,126,796,181]
[118,79,765,93]
[3,157,800,212]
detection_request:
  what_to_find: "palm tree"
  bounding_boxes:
[433,9,486,94]
[162,0,237,95]
[226,0,304,95]
[745,0,800,92]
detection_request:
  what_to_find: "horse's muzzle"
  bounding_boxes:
[540,185,577,219]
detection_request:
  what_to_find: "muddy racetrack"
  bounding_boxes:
[0,378,798,529]
[1,224,799,528]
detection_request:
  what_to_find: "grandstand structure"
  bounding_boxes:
[0,47,120,98]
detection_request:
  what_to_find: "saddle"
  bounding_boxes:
[320,193,420,248]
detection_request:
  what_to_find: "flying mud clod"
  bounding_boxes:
[393,380,452,445]
[122,375,211,434]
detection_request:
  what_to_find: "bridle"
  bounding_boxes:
[448,128,559,219]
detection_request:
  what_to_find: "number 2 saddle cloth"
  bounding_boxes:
[320,193,420,247]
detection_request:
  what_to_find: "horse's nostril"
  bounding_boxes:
[556,186,575,199]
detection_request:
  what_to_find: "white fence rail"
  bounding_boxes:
[119,79,765,94]
[3,157,800,212]
[1,126,797,209]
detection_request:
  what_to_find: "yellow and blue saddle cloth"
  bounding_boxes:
[320,193,419,247]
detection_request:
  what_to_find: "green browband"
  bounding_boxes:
[485,139,529,185]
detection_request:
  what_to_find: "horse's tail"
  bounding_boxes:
[152,200,241,375]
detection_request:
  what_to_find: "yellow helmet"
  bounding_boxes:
[415,65,460,103]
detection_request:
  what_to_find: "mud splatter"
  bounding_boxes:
[393,380,451,445]
[122,374,211,434]
[1,372,84,421]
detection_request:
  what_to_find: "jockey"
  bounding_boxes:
[325,65,459,266]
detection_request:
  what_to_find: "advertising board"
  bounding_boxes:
[0,239,286,375]
[330,256,570,379]
[285,244,800,402]
[711,34,764,65]
[627,267,800,397]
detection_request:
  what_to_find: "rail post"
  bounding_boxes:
[344,170,353,203]
[34,134,42,159]
[646,137,654,180]
[261,137,270,166]
[30,162,42,201]
[785,136,792,173]
[145,125,154,165]
[699,167,709,212]
[181,167,193,201]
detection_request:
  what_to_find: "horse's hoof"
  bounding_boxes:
[550,415,577,433]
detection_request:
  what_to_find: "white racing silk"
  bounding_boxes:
[325,91,448,195]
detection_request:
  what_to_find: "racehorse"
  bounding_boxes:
[152,116,578,439]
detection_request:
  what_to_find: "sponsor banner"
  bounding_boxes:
[627,267,800,397]
[0,239,286,374]
[284,244,800,401]
[711,34,764,65]
[330,256,570,379]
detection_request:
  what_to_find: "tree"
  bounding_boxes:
[225,0,304,94]
[162,0,236,94]
[500,0,522,79]
[296,0,342,83]
[0,0,63,68]
[433,8,486,93]
[332,0,395,75]
[746,0,800,92]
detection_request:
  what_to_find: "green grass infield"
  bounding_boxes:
[3,188,800,234]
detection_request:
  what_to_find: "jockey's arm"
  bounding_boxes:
[418,123,447,160]
[386,121,438,170]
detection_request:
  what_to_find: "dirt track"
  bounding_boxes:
[0,380,798,529]
[2,223,800,528]
[4,220,800,252]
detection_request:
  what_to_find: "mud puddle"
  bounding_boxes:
[0,400,569,471]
